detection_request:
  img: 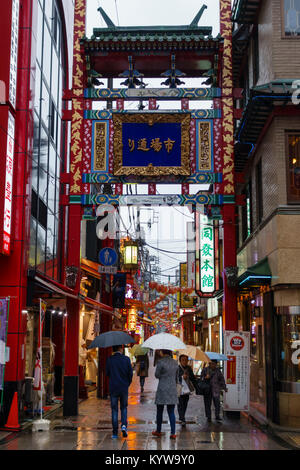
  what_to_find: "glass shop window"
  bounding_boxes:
[287,133,300,202]
[283,0,300,36]
[277,308,300,382]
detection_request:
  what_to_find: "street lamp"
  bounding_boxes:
[123,239,138,270]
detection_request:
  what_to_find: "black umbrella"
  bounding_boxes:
[87,331,135,349]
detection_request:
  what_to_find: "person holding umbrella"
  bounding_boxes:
[200,359,228,423]
[88,330,135,440]
[105,344,133,439]
[152,349,179,439]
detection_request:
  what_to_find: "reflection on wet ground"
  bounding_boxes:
[0,357,290,450]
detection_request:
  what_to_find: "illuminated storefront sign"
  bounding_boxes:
[9,0,20,109]
[195,211,219,296]
[199,214,215,293]
[128,308,137,331]
[2,112,15,255]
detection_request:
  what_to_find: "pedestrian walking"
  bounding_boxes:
[135,353,149,393]
[152,349,178,439]
[200,359,227,423]
[177,354,197,426]
[105,344,133,439]
[153,349,161,366]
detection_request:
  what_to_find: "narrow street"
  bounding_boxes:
[0,357,289,451]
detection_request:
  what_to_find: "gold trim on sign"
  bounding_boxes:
[112,113,191,176]
[93,121,107,172]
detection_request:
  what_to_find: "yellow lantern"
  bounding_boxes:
[123,240,138,270]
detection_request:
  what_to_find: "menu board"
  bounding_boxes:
[223,331,250,412]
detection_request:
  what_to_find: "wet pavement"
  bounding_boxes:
[0,357,293,451]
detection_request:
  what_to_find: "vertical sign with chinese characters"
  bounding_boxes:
[2,112,15,255]
[9,0,19,109]
[199,214,215,294]
[223,331,250,412]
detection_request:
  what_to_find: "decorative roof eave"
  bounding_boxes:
[81,35,222,53]
[232,0,262,24]
[232,24,251,85]
[234,80,298,171]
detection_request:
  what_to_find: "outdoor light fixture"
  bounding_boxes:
[123,239,138,270]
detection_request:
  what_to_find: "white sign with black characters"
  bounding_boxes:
[223,331,250,412]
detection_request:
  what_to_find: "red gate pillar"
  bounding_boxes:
[220,0,238,331]
[63,0,86,416]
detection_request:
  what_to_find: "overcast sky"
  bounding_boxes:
[86,0,220,36]
[86,1,221,282]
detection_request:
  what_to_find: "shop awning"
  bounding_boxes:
[238,257,272,287]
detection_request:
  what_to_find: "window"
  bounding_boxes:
[276,307,300,383]
[286,133,300,202]
[283,0,300,36]
[256,160,263,225]
[30,0,66,280]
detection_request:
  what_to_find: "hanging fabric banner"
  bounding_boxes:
[33,299,46,391]
[0,298,9,393]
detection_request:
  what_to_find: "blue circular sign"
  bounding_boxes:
[99,248,118,266]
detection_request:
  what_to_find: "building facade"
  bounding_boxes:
[233,0,300,427]
[0,0,76,426]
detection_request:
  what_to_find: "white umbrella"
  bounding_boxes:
[142,333,186,351]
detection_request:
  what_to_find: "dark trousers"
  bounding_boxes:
[156,404,176,435]
[139,376,145,388]
[203,393,221,419]
[110,391,128,434]
[177,393,190,421]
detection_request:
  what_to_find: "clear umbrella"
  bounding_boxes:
[142,333,186,351]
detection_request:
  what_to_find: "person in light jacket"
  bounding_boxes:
[152,350,178,439]
[200,360,227,423]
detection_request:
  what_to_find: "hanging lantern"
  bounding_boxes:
[123,240,138,270]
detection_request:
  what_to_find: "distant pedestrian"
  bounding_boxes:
[105,345,133,439]
[177,354,197,426]
[200,360,227,423]
[153,349,161,366]
[152,350,178,439]
[136,353,149,393]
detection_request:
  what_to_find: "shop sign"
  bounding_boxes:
[9,0,19,108]
[199,214,215,294]
[180,262,194,308]
[2,112,15,255]
[223,331,250,412]
[128,308,137,331]
[187,221,195,289]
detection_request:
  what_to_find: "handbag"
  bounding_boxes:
[195,378,211,396]
[176,383,182,397]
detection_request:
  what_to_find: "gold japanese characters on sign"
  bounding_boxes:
[220,0,235,195]
[93,122,108,172]
[198,121,212,171]
[113,113,191,176]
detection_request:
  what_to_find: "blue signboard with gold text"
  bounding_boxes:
[113,113,190,176]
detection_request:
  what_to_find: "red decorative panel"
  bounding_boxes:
[190,119,196,174]
[220,0,235,195]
